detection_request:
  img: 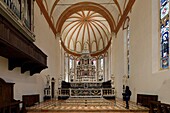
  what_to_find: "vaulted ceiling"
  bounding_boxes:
[36,0,135,56]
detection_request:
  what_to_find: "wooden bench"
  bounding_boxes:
[150,101,170,113]
[137,94,158,107]
[0,78,26,113]
[161,103,170,113]
[22,94,40,107]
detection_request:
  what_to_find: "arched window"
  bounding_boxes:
[160,0,169,69]
[69,56,74,69]
[101,58,104,70]
[98,56,104,70]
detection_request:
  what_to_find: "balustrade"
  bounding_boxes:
[58,88,115,98]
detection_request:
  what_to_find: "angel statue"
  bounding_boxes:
[46,75,50,88]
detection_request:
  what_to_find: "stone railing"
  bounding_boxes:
[58,88,115,98]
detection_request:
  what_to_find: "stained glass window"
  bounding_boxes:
[127,27,130,77]
[123,17,130,78]
[160,0,169,69]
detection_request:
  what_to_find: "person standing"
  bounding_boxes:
[124,86,131,109]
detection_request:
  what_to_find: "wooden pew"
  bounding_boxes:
[137,94,158,107]
[161,103,170,113]
[0,78,26,113]
[149,101,170,113]
[149,101,161,113]
[22,94,40,107]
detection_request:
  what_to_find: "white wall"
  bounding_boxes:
[34,2,60,90]
[0,3,60,102]
[113,0,170,104]
[112,30,125,98]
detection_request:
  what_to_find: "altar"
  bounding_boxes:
[58,47,115,99]
[70,82,102,97]
[58,80,115,99]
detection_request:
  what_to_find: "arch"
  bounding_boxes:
[98,38,104,50]
[42,0,48,12]
[56,2,116,34]
[123,16,130,30]
[56,2,116,57]
[75,41,82,52]
[91,41,97,52]
[50,0,122,19]
[69,39,75,51]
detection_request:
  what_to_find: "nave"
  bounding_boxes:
[27,98,149,113]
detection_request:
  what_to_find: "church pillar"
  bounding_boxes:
[56,33,63,87]
[103,55,107,81]
[96,58,99,81]
[105,52,108,81]
[107,50,109,81]
[61,44,65,81]
[109,41,111,81]
[110,32,115,80]
[59,37,64,81]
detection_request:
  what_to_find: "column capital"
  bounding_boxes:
[56,32,61,38]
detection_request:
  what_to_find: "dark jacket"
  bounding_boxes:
[122,86,131,101]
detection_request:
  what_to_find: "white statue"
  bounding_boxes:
[46,75,50,88]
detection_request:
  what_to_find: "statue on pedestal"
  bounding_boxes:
[44,75,51,101]
[46,75,50,88]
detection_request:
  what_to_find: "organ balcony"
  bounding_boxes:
[0,0,47,75]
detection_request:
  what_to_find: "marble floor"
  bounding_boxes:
[27,98,149,113]
[28,110,148,113]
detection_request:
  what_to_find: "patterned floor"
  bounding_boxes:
[27,98,149,112]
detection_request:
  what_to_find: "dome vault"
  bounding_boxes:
[36,0,135,56]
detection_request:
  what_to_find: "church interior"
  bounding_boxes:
[0,0,170,113]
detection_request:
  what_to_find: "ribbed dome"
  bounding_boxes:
[36,0,136,56]
[61,10,111,54]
